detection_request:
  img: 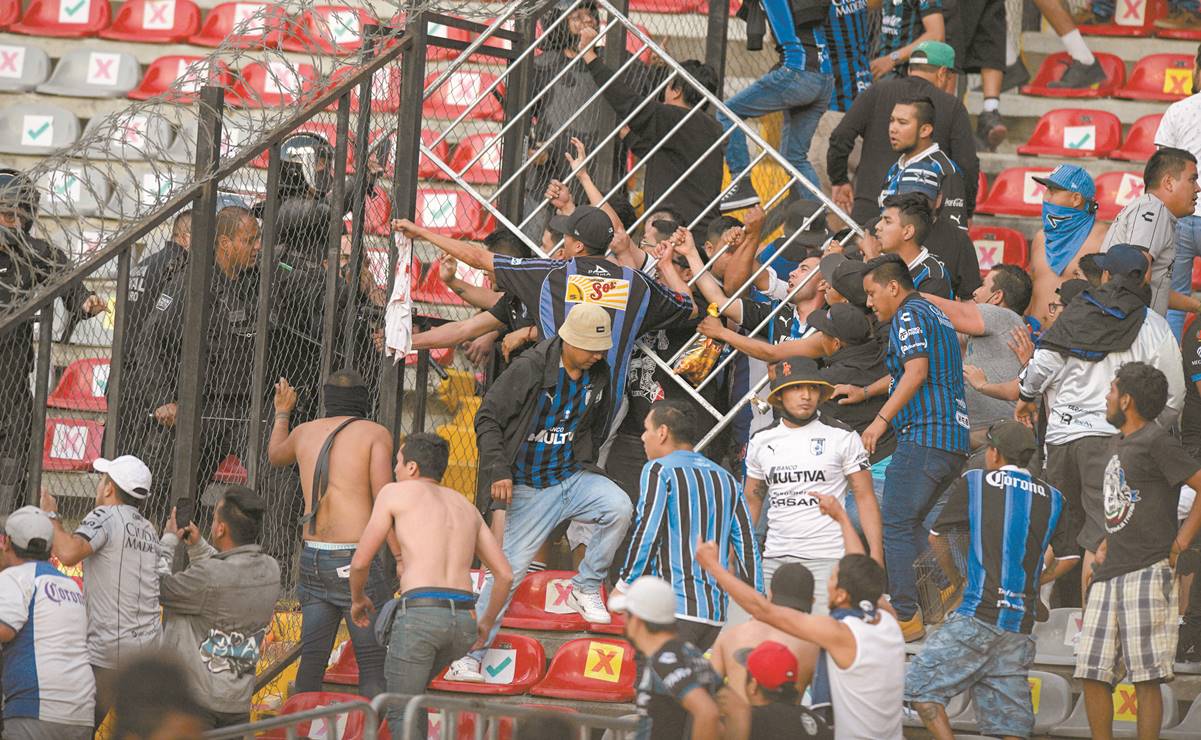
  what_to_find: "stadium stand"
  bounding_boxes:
[99,0,202,43]
[47,357,109,411]
[428,633,547,695]
[1110,112,1162,161]
[1164,694,1201,739]
[42,417,103,472]
[975,166,1055,217]
[186,1,290,47]
[1031,608,1083,666]
[969,226,1030,274]
[0,101,78,153]
[11,0,111,37]
[1114,52,1197,101]
[0,41,50,91]
[259,692,375,739]
[1016,108,1122,158]
[529,638,637,702]
[36,48,139,97]
[1021,52,1126,97]
[1056,683,1179,736]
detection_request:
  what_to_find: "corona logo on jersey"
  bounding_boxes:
[566,274,630,311]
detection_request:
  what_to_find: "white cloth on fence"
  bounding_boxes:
[384,234,413,362]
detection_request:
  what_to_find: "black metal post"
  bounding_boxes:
[103,247,131,457]
[412,349,429,433]
[377,15,429,444]
[171,84,224,506]
[25,307,54,502]
[319,94,353,397]
[245,144,281,485]
[598,0,630,193]
[340,32,377,365]
[705,0,731,97]
[497,13,536,222]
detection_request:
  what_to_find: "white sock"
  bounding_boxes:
[1060,29,1097,65]
[527,560,547,573]
[983,97,1000,112]
[1006,35,1019,67]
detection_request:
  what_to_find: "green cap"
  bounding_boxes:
[909,40,956,69]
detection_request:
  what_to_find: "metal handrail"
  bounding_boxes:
[204,699,382,739]
[379,693,642,740]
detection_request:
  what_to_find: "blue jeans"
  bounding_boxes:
[472,470,632,655]
[295,546,390,697]
[716,66,833,198]
[384,604,476,739]
[882,441,966,621]
[1169,215,1201,339]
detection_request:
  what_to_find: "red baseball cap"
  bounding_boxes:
[735,641,798,691]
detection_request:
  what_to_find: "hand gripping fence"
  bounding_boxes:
[416,0,864,451]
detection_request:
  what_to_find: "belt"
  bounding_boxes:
[400,597,474,612]
[303,541,358,551]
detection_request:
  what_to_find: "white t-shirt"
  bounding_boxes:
[76,504,161,668]
[827,610,905,739]
[745,413,870,559]
[1155,94,1201,218]
[0,561,95,726]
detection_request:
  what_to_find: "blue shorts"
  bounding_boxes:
[904,612,1038,738]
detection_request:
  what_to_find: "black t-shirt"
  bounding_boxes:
[1094,424,1201,581]
[1182,322,1201,451]
[739,298,812,344]
[818,339,897,462]
[486,291,534,334]
[925,219,982,300]
[636,638,722,740]
[751,703,833,739]
[909,250,953,300]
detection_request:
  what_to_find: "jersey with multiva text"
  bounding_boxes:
[885,293,969,453]
[492,256,693,428]
[512,367,596,489]
[933,467,1076,634]
[825,0,871,111]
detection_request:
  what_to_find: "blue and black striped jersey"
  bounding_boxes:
[824,0,872,112]
[512,366,597,489]
[763,0,833,73]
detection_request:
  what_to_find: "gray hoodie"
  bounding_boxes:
[156,534,281,714]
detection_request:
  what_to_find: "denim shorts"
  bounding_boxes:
[905,612,1037,737]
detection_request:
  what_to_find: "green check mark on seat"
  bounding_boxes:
[26,122,49,141]
[63,0,86,15]
[1067,132,1092,150]
[484,656,513,678]
[53,175,77,194]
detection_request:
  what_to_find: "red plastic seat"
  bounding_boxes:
[412,257,469,308]
[261,692,370,740]
[403,347,455,367]
[628,0,701,11]
[530,637,637,702]
[354,65,400,113]
[1110,113,1162,162]
[281,6,376,55]
[419,129,452,181]
[48,358,109,412]
[227,61,317,108]
[360,186,392,236]
[974,167,1055,217]
[323,639,359,685]
[1016,108,1121,158]
[416,188,491,239]
[969,226,1030,277]
[1114,53,1195,101]
[425,17,514,61]
[977,171,987,203]
[0,0,19,28]
[1094,170,1146,220]
[429,633,546,695]
[251,122,351,169]
[42,418,103,472]
[1020,52,1125,98]
[100,0,200,42]
[187,1,288,48]
[1076,0,1159,35]
[626,24,654,63]
[211,454,247,483]
[128,55,231,102]
[449,133,502,185]
[499,570,622,631]
[422,71,506,122]
[12,0,111,37]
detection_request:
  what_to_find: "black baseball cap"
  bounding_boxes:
[986,421,1037,465]
[1096,243,1150,279]
[548,205,615,253]
[819,253,869,308]
[784,200,832,248]
[766,357,831,402]
[770,563,815,613]
[808,303,872,345]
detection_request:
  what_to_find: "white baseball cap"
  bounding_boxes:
[93,455,152,499]
[608,576,676,624]
[4,506,53,550]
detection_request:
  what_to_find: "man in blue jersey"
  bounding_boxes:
[905,421,1079,740]
[837,254,969,640]
[615,398,763,649]
[875,193,953,300]
[873,0,945,81]
[878,97,969,230]
[808,0,871,194]
[0,506,95,739]
[446,304,632,682]
[715,0,835,209]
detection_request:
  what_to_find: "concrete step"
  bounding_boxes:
[977,148,1144,178]
[964,88,1165,126]
[1021,28,1200,63]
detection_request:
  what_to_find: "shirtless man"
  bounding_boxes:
[267,369,395,697]
[1028,165,1108,327]
[349,433,512,738]
[710,562,820,703]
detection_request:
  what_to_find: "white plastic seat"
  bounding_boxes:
[1032,608,1082,666]
[82,111,175,161]
[948,670,1072,735]
[902,692,970,728]
[37,48,139,98]
[1163,692,1201,739]
[102,169,185,219]
[0,42,51,92]
[38,167,109,217]
[1056,682,1178,737]
[0,103,79,154]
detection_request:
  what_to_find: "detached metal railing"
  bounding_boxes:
[411,0,863,451]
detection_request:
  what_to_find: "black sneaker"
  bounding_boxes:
[719,178,760,212]
[1001,60,1030,92]
[976,110,1007,152]
[1048,60,1108,90]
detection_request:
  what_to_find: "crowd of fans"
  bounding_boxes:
[2,0,1201,736]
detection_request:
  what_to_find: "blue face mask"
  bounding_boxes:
[1042,201,1096,276]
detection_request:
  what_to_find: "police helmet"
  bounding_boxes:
[280,132,336,196]
[0,168,40,232]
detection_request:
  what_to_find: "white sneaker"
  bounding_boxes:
[443,656,484,682]
[567,587,611,624]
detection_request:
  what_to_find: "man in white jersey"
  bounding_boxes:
[743,357,882,615]
[700,495,905,739]
[0,506,95,740]
[41,455,161,729]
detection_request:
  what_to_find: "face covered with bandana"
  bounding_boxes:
[1041,188,1097,277]
[323,382,370,418]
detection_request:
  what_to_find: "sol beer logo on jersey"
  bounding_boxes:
[566,274,630,310]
